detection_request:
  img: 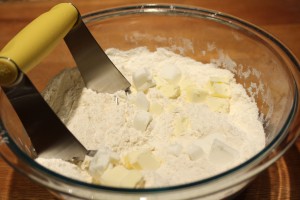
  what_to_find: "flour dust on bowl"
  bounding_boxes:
[0,4,299,200]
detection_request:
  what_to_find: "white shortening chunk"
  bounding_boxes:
[206,96,230,113]
[133,110,153,131]
[211,82,231,98]
[88,148,119,179]
[167,143,183,157]
[186,144,204,161]
[90,154,110,176]
[132,68,156,91]
[115,90,128,100]
[100,166,143,188]
[159,66,182,84]
[209,139,239,165]
[135,92,150,111]
[123,150,160,170]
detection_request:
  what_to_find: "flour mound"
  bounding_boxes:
[38,47,265,187]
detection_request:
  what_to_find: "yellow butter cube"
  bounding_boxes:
[149,102,163,115]
[158,84,181,99]
[100,166,144,188]
[179,77,196,89]
[123,151,141,169]
[211,82,231,98]
[119,170,143,188]
[185,85,209,103]
[209,76,230,84]
[100,166,128,187]
[206,96,230,113]
[135,151,161,170]
[123,150,160,170]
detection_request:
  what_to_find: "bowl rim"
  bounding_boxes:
[1,3,300,196]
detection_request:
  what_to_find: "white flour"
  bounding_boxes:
[36,47,265,187]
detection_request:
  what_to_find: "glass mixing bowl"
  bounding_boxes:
[0,4,300,200]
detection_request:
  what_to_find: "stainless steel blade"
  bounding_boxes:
[64,17,131,93]
[2,71,87,161]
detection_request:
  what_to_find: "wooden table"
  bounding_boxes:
[0,0,299,199]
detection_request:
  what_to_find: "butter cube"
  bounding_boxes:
[179,78,194,90]
[100,166,127,187]
[135,151,161,170]
[159,66,182,84]
[210,76,230,84]
[185,85,209,103]
[158,84,181,99]
[173,116,190,136]
[133,111,152,131]
[209,139,239,165]
[132,68,156,91]
[123,151,141,169]
[129,86,137,93]
[119,170,143,188]
[211,82,231,98]
[100,166,143,188]
[124,150,160,170]
[153,75,167,87]
[135,92,150,111]
[186,144,204,161]
[206,96,230,113]
[168,143,183,157]
[149,102,163,115]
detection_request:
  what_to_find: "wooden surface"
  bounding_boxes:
[0,0,300,199]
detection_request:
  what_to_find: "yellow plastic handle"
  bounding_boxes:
[0,3,78,86]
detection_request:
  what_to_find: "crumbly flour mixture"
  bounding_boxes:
[36,47,265,188]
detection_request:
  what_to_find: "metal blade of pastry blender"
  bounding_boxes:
[0,3,129,162]
[2,71,87,161]
[64,16,131,93]
[0,4,90,161]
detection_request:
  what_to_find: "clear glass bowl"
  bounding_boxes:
[1,4,300,200]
